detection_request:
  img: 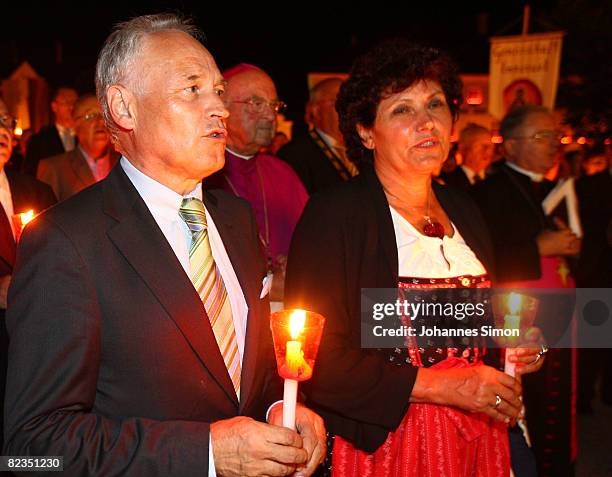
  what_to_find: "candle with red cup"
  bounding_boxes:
[270,309,325,430]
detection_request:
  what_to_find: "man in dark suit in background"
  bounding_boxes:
[38,93,119,201]
[442,123,494,191]
[472,106,580,283]
[278,78,359,194]
[473,105,580,477]
[0,98,56,453]
[22,86,78,176]
[3,14,324,477]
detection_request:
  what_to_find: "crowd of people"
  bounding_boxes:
[0,11,610,477]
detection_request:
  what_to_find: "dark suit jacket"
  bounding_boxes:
[3,165,280,476]
[471,162,555,284]
[441,166,472,192]
[576,170,612,287]
[277,129,349,194]
[285,166,495,453]
[0,170,56,452]
[22,124,66,177]
[37,147,119,202]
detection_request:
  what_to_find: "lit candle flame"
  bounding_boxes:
[289,309,306,339]
[20,209,35,226]
[508,292,522,315]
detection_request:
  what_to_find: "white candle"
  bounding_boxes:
[283,310,306,429]
[504,339,518,376]
[283,379,298,430]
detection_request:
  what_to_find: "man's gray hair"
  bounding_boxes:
[95,13,203,137]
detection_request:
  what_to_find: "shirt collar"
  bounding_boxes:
[460,165,485,183]
[506,160,544,182]
[56,123,74,136]
[120,156,202,221]
[78,145,96,170]
[315,128,341,150]
[226,147,255,160]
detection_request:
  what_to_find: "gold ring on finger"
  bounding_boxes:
[493,394,502,409]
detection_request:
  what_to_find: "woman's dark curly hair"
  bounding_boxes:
[336,39,463,165]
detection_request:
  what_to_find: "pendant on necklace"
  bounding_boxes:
[423,216,445,239]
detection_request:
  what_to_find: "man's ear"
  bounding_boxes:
[502,137,516,160]
[107,85,135,131]
[304,102,317,126]
[356,123,374,150]
[457,139,467,157]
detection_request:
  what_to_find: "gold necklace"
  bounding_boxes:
[384,186,445,239]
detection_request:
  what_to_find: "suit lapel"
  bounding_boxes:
[51,126,65,152]
[204,191,263,412]
[71,149,96,189]
[0,206,15,273]
[0,172,23,271]
[7,171,37,215]
[103,166,239,405]
[458,167,471,188]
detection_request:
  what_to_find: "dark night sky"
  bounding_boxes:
[2,1,560,121]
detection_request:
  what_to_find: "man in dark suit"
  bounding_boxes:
[442,123,494,191]
[472,107,580,283]
[472,105,580,477]
[3,14,324,477]
[22,86,78,176]
[38,93,119,201]
[0,98,56,453]
[278,78,359,194]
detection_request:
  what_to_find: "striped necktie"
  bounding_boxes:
[179,197,241,397]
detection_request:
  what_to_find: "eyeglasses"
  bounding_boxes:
[0,115,17,130]
[231,97,287,114]
[510,130,563,143]
[76,112,104,122]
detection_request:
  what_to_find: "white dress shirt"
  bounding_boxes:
[121,157,249,476]
[316,128,341,151]
[0,168,15,238]
[56,123,75,152]
[460,165,486,185]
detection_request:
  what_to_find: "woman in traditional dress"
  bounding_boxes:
[285,40,546,476]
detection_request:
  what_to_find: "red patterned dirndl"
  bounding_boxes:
[331,275,510,477]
